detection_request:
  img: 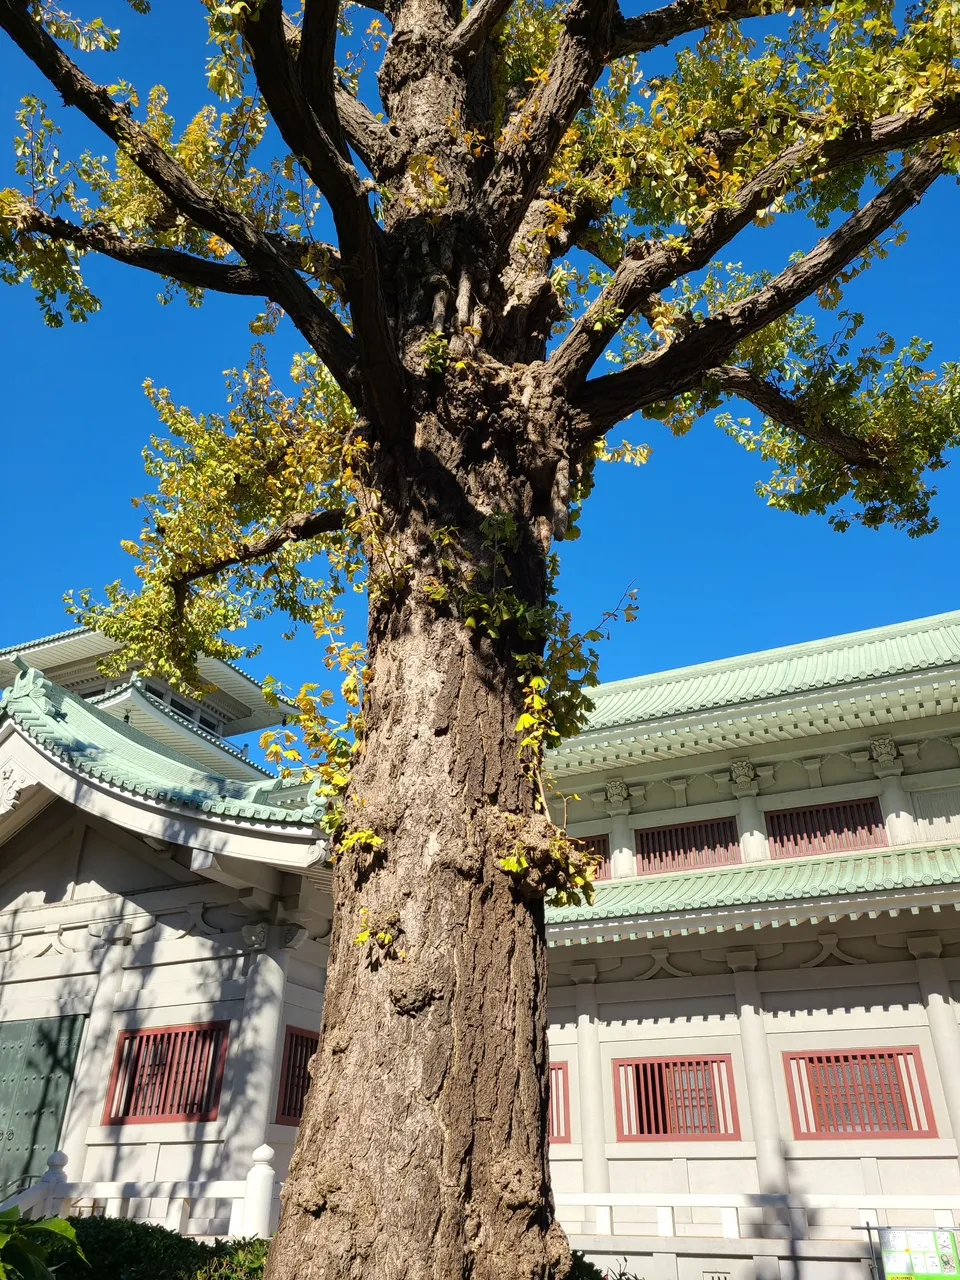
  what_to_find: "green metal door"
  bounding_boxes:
[0,1015,85,1196]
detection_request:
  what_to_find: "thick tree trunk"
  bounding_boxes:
[266,460,571,1279]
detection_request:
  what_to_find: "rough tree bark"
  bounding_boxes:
[1,0,957,1276]
[271,391,572,1279]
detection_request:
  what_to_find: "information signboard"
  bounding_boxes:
[879,1229,960,1279]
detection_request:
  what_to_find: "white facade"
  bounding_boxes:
[7,615,960,1276]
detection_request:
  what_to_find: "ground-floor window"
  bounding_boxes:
[276,1026,320,1124]
[103,1021,230,1124]
[613,1055,740,1140]
[784,1047,936,1137]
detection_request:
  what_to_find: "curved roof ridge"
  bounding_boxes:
[546,842,960,924]
[575,609,960,734]
[0,664,321,826]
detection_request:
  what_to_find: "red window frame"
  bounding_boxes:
[548,1061,571,1143]
[573,834,611,881]
[766,799,886,860]
[613,1055,740,1142]
[103,1021,230,1125]
[634,818,741,876]
[276,1025,320,1125]
[784,1047,936,1139]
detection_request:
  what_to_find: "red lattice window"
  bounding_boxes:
[548,1061,571,1143]
[276,1026,320,1125]
[573,834,611,881]
[103,1022,229,1125]
[634,818,740,875]
[766,799,886,859]
[613,1055,740,1141]
[784,1048,936,1139]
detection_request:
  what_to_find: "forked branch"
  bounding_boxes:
[550,97,960,388]
[0,0,360,394]
[575,148,946,435]
[173,509,348,594]
[704,366,884,468]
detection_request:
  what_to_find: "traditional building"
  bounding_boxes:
[6,614,960,1278]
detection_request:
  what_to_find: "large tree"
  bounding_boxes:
[2,0,960,1275]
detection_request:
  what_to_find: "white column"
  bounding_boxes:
[909,936,960,1165]
[571,962,610,1233]
[876,768,917,845]
[734,784,769,864]
[58,926,131,1178]
[728,951,798,1236]
[608,813,635,879]
[221,923,292,1173]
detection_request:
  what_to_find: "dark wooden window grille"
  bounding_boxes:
[548,1061,571,1143]
[784,1048,935,1138]
[613,1056,739,1141]
[276,1026,320,1125]
[572,834,611,881]
[103,1022,229,1124]
[634,818,740,875]
[766,799,886,859]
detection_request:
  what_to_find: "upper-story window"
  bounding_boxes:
[169,696,196,720]
[766,799,885,860]
[634,818,740,875]
[573,835,611,881]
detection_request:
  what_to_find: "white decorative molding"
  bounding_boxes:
[637,947,689,980]
[242,921,269,951]
[666,777,688,807]
[799,932,865,968]
[729,760,756,790]
[0,761,37,816]
[800,757,825,789]
[282,923,309,951]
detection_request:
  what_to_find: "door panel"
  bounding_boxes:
[0,1015,85,1195]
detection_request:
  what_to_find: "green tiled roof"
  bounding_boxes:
[572,610,960,736]
[546,844,960,925]
[1,664,322,825]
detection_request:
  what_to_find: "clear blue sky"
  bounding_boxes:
[1,2,958,705]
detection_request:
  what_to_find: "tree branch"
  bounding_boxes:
[481,0,619,248]
[299,0,341,139]
[10,207,273,295]
[550,97,960,388]
[174,509,348,591]
[334,87,407,177]
[0,0,360,395]
[448,0,515,59]
[611,0,823,59]
[574,147,945,436]
[704,365,884,468]
[242,0,406,436]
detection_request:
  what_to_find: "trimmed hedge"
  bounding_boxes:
[50,1215,631,1280]
[50,1216,267,1280]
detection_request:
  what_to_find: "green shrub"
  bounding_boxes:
[570,1249,606,1280]
[49,1215,266,1280]
[0,1206,86,1279]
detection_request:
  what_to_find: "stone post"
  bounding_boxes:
[908,936,960,1167]
[242,1144,277,1238]
[571,962,611,1233]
